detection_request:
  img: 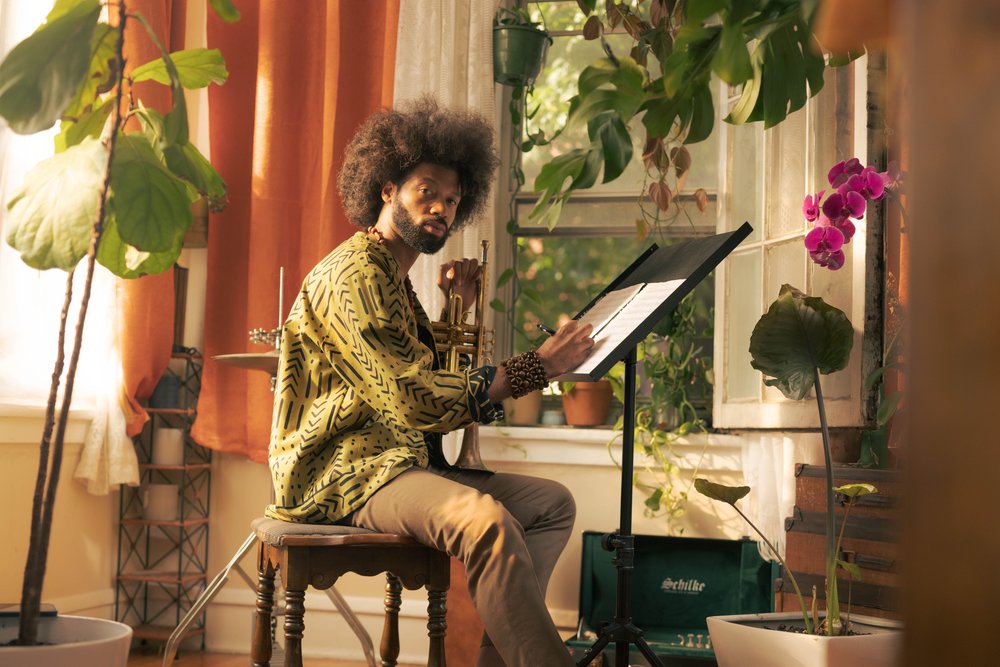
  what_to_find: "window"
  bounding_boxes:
[495,1,721,422]
[714,59,871,429]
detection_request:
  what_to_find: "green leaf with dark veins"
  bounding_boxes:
[63,22,117,119]
[749,284,854,400]
[130,48,229,89]
[55,95,113,152]
[694,478,750,505]
[97,212,182,278]
[209,0,241,22]
[109,133,194,253]
[0,0,100,134]
[5,137,106,271]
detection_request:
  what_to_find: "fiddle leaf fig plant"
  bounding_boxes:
[0,0,236,646]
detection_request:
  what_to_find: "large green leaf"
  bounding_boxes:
[694,478,750,505]
[109,133,194,253]
[588,113,632,183]
[0,0,101,134]
[749,284,854,400]
[62,22,117,120]
[135,106,227,204]
[684,83,715,144]
[209,0,241,22]
[54,95,113,152]
[711,22,752,85]
[130,48,229,89]
[96,213,181,278]
[5,137,107,271]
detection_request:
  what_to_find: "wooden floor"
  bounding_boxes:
[127,649,420,667]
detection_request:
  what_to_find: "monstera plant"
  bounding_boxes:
[0,0,236,648]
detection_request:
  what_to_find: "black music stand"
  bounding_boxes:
[568,223,753,667]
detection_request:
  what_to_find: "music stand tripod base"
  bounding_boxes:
[576,348,665,667]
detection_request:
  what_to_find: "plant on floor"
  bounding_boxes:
[0,0,236,646]
[696,158,894,635]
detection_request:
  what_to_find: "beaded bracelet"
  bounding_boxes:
[502,350,548,399]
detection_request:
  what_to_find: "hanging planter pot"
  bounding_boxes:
[492,23,552,87]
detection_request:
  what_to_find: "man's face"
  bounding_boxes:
[389,163,462,255]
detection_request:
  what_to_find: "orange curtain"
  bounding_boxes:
[118,0,187,436]
[192,0,400,462]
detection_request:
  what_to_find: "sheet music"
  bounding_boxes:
[569,279,685,377]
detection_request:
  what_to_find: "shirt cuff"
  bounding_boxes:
[468,365,504,424]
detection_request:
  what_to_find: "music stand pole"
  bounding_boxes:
[577,346,664,667]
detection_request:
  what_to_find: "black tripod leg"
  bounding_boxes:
[633,635,665,667]
[576,633,611,667]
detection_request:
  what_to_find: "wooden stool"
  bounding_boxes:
[251,518,450,667]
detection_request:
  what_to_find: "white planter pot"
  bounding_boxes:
[0,614,132,667]
[707,611,902,667]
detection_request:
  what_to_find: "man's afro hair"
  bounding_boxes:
[338,96,499,231]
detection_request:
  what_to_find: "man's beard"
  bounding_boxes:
[393,199,449,254]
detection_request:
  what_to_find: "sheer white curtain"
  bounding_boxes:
[0,0,135,494]
[393,0,500,317]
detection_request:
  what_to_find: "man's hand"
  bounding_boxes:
[437,258,480,317]
[536,320,595,378]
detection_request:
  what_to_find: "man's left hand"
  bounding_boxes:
[437,258,481,318]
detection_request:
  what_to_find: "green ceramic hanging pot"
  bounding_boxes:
[492,24,552,87]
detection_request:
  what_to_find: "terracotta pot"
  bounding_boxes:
[562,380,612,426]
[503,390,542,425]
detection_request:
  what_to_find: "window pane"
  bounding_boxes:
[727,121,762,242]
[811,64,855,192]
[516,197,717,232]
[725,249,762,401]
[765,109,808,239]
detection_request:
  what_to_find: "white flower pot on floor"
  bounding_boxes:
[707,611,901,667]
[0,614,132,667]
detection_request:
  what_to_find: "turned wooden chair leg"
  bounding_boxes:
[283,588,306,667]
[427,585,448,667]
[380,573,403,667]
[251,553,276,667]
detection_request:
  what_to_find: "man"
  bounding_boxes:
[267,97,594,666]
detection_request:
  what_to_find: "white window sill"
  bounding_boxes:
[478,425,742,472]
[0,402,93,445]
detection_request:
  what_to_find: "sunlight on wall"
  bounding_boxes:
[0,0,115,410]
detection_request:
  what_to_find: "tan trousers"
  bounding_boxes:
[347,466,577,667]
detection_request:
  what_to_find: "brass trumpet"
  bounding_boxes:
[431,240,494,472]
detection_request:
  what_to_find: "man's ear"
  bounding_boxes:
[380,181,395,203]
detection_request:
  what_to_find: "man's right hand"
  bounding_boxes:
[536,320,595,378]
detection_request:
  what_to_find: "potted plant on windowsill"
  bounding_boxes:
[0,0,234,662]
[694,159,901,667]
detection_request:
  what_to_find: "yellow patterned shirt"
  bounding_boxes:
[266,232,499,524]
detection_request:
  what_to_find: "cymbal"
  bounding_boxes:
[213,351,279,375]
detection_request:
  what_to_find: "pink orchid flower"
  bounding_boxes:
[844,167,886,200]
[822,189,866,225]
[802,190,825,222]
[805,225,846,270]
[828,158,863,188]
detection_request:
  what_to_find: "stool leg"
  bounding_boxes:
[427,586,448,667]
[251,554,275,667]
[283,588,306,667]
[380,573,402,667]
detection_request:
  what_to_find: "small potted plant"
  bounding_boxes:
[694,159,902,667]
[492,4,552,87]
[560,379,613,426]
